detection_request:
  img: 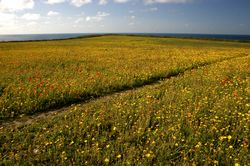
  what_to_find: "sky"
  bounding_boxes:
[0,0,250,34]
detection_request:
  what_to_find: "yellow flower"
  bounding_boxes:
[117,154,121,158]
[228,135,232,140]
[145,153,151,158]
[195,142,202,148]
[15,154,20,160]
[235,163,240,166]
[104,158,109,163]
[219,136,225,141]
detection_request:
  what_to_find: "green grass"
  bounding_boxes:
[0,36,250,165]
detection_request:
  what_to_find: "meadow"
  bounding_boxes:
[0,35,249,165]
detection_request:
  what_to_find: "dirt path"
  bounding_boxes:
[0,54,249,128]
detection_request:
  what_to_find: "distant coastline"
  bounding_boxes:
[1,33,250,42]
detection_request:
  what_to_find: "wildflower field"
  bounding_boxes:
[0,35,249,165]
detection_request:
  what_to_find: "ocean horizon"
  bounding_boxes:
[1,33,250,42]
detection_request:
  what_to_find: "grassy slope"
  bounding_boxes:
[0,36,250,120]
[0,54,249,165]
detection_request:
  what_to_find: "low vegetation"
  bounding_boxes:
[0,36,249,165]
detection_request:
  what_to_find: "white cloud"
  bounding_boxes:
[128,15,136,26]
[45,0,92,7]
[45,0,66,4]
[128,22,135,26]
[141,7,158,12]
[44,0,133,7]
[99,0,108,5]
[27,21,37,26]
[114,0,130,3]
[0,13,16,22]
[0,0,34,12]
[144,0,192,4]
[0,13,16,26]
[149,7,158,11]
[86,11,110,22]
[74,18,84,23]
[70,0,92,7]
[21,13,41,20]
[85,16,93,21]
[48,11,60,16]
[97,11,110,17]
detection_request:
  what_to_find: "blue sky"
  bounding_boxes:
[0,0,250,34]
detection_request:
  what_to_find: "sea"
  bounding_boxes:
[0,33,250,42]
[0,33,94,42]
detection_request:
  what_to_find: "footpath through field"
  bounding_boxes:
[1,53,248,127]
[1,36,250,122]
[0,51,249,165]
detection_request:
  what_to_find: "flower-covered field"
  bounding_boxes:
[0,36,249,165]
[0,36,250,120]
